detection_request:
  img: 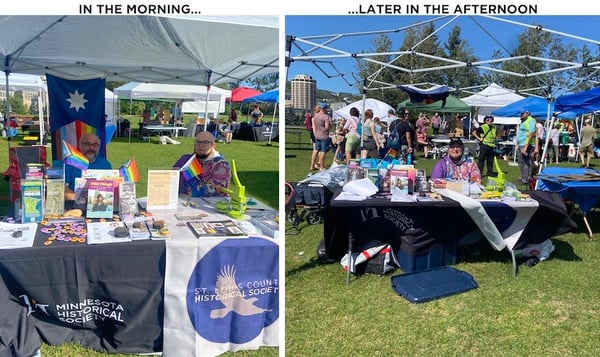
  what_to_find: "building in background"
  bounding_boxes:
[290,74,316,111]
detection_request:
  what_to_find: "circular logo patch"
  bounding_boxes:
[186,237,279,343]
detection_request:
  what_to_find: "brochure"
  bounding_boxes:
[0,222,37,249]
[21,180,44,223]
[119,181,139,216]
[87,221,132,244]
[45,178,65,217]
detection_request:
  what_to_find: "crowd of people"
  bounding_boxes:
[302,103,599,188]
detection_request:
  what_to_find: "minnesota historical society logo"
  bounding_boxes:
[186,238,279,344]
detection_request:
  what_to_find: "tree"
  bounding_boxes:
[442,26,482,91]
[2,92,26,114]
[29,97,39,115]
[245,73,278,92]
[356,33,403,107]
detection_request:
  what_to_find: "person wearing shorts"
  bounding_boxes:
[312,103,332,170]
[343,107,361,162]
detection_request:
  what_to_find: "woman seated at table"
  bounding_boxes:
[431,138,481,183]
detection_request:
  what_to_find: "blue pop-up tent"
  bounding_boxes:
[492,96,576,120]
[555,86,600,115]
[243,88,279,145]
[242,88,279,104]
[493,96,553,118]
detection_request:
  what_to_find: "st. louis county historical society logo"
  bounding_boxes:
[186,238,279,344]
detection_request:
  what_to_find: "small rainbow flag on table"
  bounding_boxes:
[383,148,398,162]
[180,155,203,181]
[119,157,140,182]
[63,141,89,170]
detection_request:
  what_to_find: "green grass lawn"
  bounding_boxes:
[285,127,600,356]
[0,133,279,356]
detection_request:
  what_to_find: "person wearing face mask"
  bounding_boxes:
[431,137,481,183]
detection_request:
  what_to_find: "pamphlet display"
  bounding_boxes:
[25,163,45,179]
[146,170,180,210]
[119,181,138,216]
[45,179,65,216]
[21,180,44,223]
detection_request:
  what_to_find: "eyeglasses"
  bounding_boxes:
[81,142,99,148]
[195,140,214,145]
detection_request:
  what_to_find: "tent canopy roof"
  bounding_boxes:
[114,82,231,101]
[243,88,279,103]
[461,83,524,107]
[229,87,262,102]
[0,15,278,86]
[555,86,600,116]
[398,95,470,113]
[333,98,394,120]
[0,73,46,91]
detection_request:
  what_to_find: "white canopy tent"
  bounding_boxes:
[113,82,231,102]
[0,16,278,86]
[0,15,278,137]
[0,73,46,145]
[461,83,525,125]
[104,88,117,124]
[333,98,394,121]
[114,82,230,117]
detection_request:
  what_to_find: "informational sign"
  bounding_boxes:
[146,170,180,210]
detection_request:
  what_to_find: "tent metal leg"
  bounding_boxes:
[346,233,353,284]
[510,248,518,277]
[583,215,593,239]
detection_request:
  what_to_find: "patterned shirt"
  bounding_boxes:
[431,155,481,182]
[174,152,231,197]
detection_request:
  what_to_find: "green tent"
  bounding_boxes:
[398,95,471,113]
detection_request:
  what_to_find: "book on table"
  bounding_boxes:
[85,179,115,219]
[187,219,248,238]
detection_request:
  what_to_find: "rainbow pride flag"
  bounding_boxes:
[180,155,203,181]
[119,157,140,182]
[63,141,89,170]
[383,148,398,162]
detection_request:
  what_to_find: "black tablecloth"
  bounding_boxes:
[323,190,576,261]
[0,235,165,356]
[234,124,278,142]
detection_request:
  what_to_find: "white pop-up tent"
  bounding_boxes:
[461,83,525,125]
[114,82,231,136]
[333,98,394,121]
[1,15,278,133]
[114,82,230,116]
[0,73,46,145]
[113,82,231,102]
[1,16,278,86]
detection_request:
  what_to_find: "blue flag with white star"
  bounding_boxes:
[47,74,106,161]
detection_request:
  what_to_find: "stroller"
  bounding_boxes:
[285,180,332,232]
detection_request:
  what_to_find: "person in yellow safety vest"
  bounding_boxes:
[517,110,539,185]
[472,115,498,177]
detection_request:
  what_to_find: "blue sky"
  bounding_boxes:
[285,15,600,94]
